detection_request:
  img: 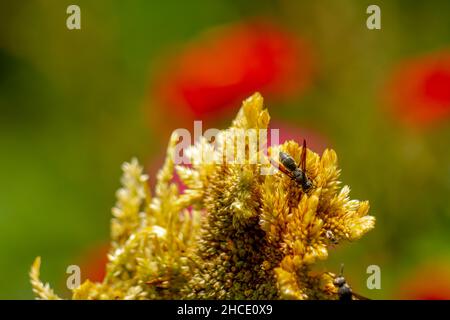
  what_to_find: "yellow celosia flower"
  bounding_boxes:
[30,92,374,300]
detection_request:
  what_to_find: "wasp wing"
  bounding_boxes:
[300,139,308,173]
[351,292,371,300]
[269,154,294,179]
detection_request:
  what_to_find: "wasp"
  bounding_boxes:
[332,264,370,301]
[145,277,170,289]
[325,230,338,245]
[277,139,313,192]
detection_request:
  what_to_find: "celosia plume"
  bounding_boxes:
[31,93,374,300]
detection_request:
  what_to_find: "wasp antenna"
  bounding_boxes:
[302,139,307,149]
[340,263,345,276]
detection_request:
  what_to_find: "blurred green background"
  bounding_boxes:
[1,0,450,299]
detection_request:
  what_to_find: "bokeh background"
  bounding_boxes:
[1,0,450,299]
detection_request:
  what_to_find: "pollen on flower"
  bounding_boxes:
[30,92,374,300]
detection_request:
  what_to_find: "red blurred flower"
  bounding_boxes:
[77,243,109,283]
[385,50,450,126]
[150,20,314,132]
[397,263,450,300]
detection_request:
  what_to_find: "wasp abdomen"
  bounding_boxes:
[279,152,297,171]
[292,170,304,183]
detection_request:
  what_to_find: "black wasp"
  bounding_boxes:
[332,264,370,301]
[278,139,313,192]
